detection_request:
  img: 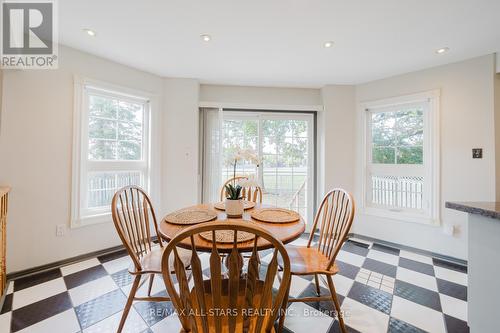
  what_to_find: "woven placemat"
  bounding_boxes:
[164,208,217,225]
[250,208,301,223]
[199,229,255,243]
[213,200,256,211]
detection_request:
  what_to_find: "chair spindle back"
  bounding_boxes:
[220,176,263,203]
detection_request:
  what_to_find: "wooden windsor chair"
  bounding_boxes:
[220,176,263,203]
[162,220,291,333]
[277,189,355,333]
[111,186,191,333]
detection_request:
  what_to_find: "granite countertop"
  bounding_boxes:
[446,201,500,220]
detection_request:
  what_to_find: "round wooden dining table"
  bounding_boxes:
[158,203,306,253]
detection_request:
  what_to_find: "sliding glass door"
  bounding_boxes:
[202,109,315,225]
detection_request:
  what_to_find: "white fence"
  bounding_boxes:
[371,175,424,209]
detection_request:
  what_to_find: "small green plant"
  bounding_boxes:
[225,184,242,200]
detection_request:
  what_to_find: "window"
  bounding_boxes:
[362,91,439,224]
[201,109,316,226]
[72,80,150,226]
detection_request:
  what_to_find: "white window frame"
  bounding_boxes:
[360,90,440,225]
[71,77,158,227]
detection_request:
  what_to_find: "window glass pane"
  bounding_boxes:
[87,171,142,208]
[88,139,116,160]
[397,146,423,164]
[118,141,142,160]
[89,95,117,119]
[89,117,116,140]
[371,107,424,165]
[88,93,145,161]
[372,147,395,164]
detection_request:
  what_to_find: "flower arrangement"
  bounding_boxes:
[225,149,260,201]
[224,148,259,216]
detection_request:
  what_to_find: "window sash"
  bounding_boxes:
[74,84,151,225]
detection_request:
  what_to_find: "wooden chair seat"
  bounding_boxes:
[188,279,275,333]
[129,246,191,275]
[280,245,339,275]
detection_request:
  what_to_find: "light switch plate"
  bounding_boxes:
[472,148,483,159]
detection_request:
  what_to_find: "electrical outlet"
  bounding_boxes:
[56,224,65,237]
[472,148,483,159]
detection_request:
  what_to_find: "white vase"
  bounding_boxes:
[225,198,244,217]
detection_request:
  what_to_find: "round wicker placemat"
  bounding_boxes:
[164,208,217,225]
[213,200,256,211]
[250,208,301,223]
[199,229,255,243]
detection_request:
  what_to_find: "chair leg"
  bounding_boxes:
[326,275,347,333]
[117,275,141,333]
[314,274,321,296]
[147,274,154,297]
[277,278,291,333]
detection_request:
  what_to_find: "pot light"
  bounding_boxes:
[436,47,449,54]
[83,29,96,37]
[200,34,211,42]
[324,41,334,48]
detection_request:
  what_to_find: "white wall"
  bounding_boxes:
[320,86,356,196]
[354,55,496,260]
[199,84,321,108]
[0,46,165,272]
[161,78,200,216]
[496,73,500,199]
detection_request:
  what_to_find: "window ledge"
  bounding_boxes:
[361,206,440,226]
[71,212,113,228]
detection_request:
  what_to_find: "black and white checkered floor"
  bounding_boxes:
[0,235,469,333]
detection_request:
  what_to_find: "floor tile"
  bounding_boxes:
[102,256,132,275]
[399,250,433,265]
[398,258,435,276]
[133,297,176,326]
[387,317,426,333]
[298,283,343,318]
[121,275,165,298]
[7,282,14,294]
[432,258,467,273]
[82,307,147,333]
[367,249,399,266]
[111,269,134,288]
[75,289,127,329]
[290,238,309,246]
[331,274,355,296]
[440,293,467,321]
[12,277,67,310]
[444,314,470,333]
[394,280,441,311]
[16,309,80,333]
[434,266,467,286]
[11,292,72,332]
[282,275,312,298]
[362,259,397,278]
[437,278,467,301]
[336,251,366,267]
[61,258,102,276]
[0,312,11,333]
[149,313,182,333]
[13,268,62,292]
[390,296,446,333]
[342,241,369,257]
[69,275,119,306]
[347,282,392,314]
[371,243,400,256]
[396,267,437,292]
[336,260,360,279]
[341,297,389,333]
[64,265,109,289]
[97,249,128,264]
[1,293,12,314]
[283,302,334,333]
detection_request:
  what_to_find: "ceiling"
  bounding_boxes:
[59,0,500,88]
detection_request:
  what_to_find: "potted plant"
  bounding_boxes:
[225,149,259,216]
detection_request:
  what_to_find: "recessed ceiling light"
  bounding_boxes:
[324,41,334,48]
[436,47,449,54]
[83,29,96,37]
[200,34,211,42]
